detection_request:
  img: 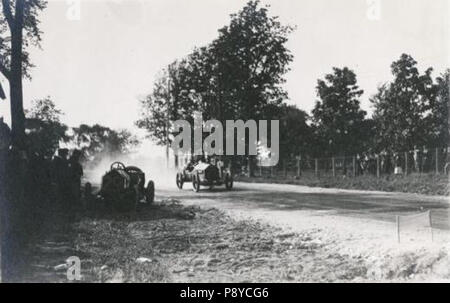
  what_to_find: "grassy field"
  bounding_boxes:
[236,173,450,196]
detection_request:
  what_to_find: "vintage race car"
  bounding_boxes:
[94,161,155,210]
[176,161,233,192]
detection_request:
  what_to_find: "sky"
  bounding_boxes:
[0,0,449,137]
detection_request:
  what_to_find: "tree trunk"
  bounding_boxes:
[9,0,25,149]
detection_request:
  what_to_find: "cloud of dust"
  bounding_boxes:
[83,148,179,190]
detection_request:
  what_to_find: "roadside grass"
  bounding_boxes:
[24,200,369,282]
[23,199,450,283]
[236,173,450,196]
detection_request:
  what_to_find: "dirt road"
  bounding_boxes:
[159,182,450,231]
[159,182,450,279]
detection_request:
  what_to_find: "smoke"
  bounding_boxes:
[83,145,178,191]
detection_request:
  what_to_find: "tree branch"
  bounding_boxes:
[2,0,14,29]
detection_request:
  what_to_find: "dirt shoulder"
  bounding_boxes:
[22,195,450,283]
[21,200,367,282]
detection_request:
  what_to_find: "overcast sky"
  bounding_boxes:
[0,0,449,132]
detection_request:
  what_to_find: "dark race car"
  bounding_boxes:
[90,161,154,211]
[176,160,233,192]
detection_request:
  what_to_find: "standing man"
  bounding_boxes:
[51,148,70,210]
[0,117,12,282]
[68,150,83,211]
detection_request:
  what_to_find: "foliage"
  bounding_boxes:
[429,69,449,147]
[0,0,47,146]
[276,104,312,158]
[371,54,437,152]
[69,124,140,161]
[136,0,294,152]
[312,67,368,156]
[0,0,47,79]
[25,97,68,158]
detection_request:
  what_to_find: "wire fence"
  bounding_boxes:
[254,146,450,179]
[396,211,433,243]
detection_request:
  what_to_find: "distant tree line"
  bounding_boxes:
[137,1,449,174]
[24,97,140,164]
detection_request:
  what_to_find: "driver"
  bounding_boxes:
[216,156,225,179]
[185,157,195,172]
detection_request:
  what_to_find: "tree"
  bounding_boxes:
[136,69,172,147]
[137,1,294,175]
[25,97,68,158]
[212,0,294,122]
[429,70,449,147]
[312,67,367,157]
[275,104,312,160]
[69,124,140,163]
[0,0,47,148]
[371,54,436,152]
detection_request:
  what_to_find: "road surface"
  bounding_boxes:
[157,182,450,231]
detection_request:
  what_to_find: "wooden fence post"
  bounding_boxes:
[352,156,356,177]
[396,215,401,243]
[283,159,287,178]
[332,157,336,177]
[315,158,319,177]
[404,152,408,176]
[429,211,434,242]
[436,148,439,175]
[296,155,301,178]
[376,155,380,179]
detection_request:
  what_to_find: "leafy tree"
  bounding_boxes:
[312,67,367,157]
[25,97,68,158]
[429,70,449,147]
[371,54,436,152]
[275,104,312,159]
[137,1,294,175]
[212,0,294,121]
[0,0,47,147]
[70,124,140,162]
[136,69,172,147]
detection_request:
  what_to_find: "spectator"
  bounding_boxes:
[51,148,70,209]
[68,149,83,210]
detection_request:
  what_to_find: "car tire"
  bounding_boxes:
[176,173,184,189]
[192,174,200,192]
[146,180,155,204]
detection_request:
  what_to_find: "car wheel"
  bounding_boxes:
[176,173,184,189]
[192,174,200,192]
[146,180,155,204]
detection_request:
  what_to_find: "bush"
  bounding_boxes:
[236,173,449,196]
